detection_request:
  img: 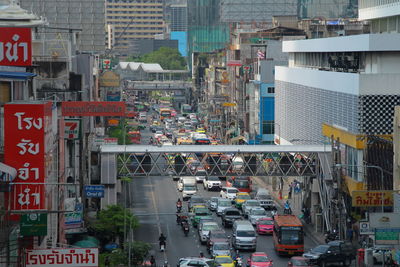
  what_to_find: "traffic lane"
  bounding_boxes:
[131,175,204,266]
[193,183,316,266]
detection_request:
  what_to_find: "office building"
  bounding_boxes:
[19,0,105,53]
[105,0,165,54]
[298,0,358,19]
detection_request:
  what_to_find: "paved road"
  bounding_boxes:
[128,117,319,266]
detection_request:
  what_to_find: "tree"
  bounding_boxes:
[138,47,187,70]
[90,205,139,246]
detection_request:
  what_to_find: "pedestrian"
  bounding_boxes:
[288,185,292,199]
[346,227,353,242]
[150,255,156,267]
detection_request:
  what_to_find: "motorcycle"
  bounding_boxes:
[235,255,242,267]
[325,229,339,243]
[283,207,292,215]
[182,221,189,236]
[160,242,166,252]
[177,203,182,213]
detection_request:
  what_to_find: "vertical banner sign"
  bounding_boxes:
[4,102,52,212]
[64,119,80,140]
[102,59,111,69]
[0,27,32,66]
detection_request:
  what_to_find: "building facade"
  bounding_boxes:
[19,0,105,53]
[105,0,165,55]
[298,0,358,19]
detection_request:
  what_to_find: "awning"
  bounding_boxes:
[0,162,17,181]
[0,71,36,80]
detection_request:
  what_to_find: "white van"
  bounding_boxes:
[232,220,257,251]
[179,177,197,200]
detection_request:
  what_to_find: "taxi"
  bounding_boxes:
[234,192,251,209]
[214,255,235,267]
[191,206,212,228]
[196,127,206,133]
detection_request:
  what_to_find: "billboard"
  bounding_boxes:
[352,190,394,207]
[61,102,126,117]
[0,27,32,66]
[99,71,120,87]
[26,248,98,267]
[4,102,52,211]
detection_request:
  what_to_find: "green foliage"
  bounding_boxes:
[129,241,152,265]
[91,205,138,244]
[108,125,132,145]
[99,241,151,267]
[99,249,127,267]
[130,47,187,70]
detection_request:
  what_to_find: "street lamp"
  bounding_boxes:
[335,164,385,213]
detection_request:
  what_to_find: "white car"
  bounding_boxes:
[198,221,220,243]
[203,176,222,191]
[154,131,163,139]
[248,207,268,225]
[242,200,261,218]
[178,257,215,267]
[220,187,239,200]
[195,168,207,183]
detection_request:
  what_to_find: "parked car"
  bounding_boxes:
[247,252,273,267]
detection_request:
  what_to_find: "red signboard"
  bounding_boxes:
[61,101,126,116]
[4,102,52,212]
[26,248,98,267]
[0,27,32,66]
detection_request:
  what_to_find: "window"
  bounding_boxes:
[262,121,274,135]
[267,87,275,94]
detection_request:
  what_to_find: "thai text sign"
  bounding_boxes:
[4,102,52,211]
[84,185,105,198]
[352,190,394,207]
[20,213,47,236]
[61,101,126,116]
[26,248,98,267]
[0,27,32,66]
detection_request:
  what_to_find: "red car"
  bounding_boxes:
[256,217,274,234]
[247,252,273,267]
[287,256,312,267]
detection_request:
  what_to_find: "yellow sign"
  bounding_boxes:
[99,71,120,87]
[352,190,394,207]
[222,102,236,107]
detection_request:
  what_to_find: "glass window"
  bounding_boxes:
[262,121,274,135]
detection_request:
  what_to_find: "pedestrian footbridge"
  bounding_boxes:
[100,145,331,178]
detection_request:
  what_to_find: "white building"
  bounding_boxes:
[275,0,400,193]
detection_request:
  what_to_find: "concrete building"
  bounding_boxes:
[275,1,400,194]
[19,0,105,53]
[129,39,178,56]
[105,0,165,55]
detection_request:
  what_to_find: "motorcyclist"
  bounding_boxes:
[159,233,167,250]
[199,252,204,258]
[284,200,292,214]
[176,198,182,212]
[149,137,154,144]
[234,250,242,267]
[176,213,182,225]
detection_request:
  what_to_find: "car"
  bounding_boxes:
[206,230,229,252]
[208,197,219,211]
[247,252,273,267]
[287,256,312,266]
[204,176,222,191]
[256,217,274,234]
[303,241,356,267]
[254,188,276,210]
[192,206,212,228]
[195,167,207,183]
[221,208,242,227]
[154,130,163,139]
[241,200,261,218]
[248,207,269,225]
[178,257,215,267]
[165,118,173,124]
[210,242,231,258]
[220,187,239,200]
[372,246,393,264]
[214,255,235,267]
[198,221,220,244]
[217,198,233,216]
[234,192,251,209]
[188,195,207,211]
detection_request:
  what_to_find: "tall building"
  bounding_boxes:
[105,0,165,55]
[19,0,105,53]
[298,0,358,19]
[170,4,187,31]
[220,0,297,23]
[275,0,400,193]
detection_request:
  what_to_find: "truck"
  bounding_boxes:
[303,240,356,266]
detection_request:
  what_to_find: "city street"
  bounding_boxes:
[130,172,318,266]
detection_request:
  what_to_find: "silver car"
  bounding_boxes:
[208,197,218,211]
[198,221,220,243]
[211,242,231,257]
[248,207,268,225]
[242,200,261,218]
[178,257,215,267]
[217,198,232,216]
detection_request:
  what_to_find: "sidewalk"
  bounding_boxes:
[252,176,326,246]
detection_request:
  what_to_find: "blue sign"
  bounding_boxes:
[84,185,105,198]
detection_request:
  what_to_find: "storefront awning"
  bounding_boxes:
[0,71,36,80]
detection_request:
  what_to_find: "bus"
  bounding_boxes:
[273,215,304,256]
[226,176,252,193]
[181,104,192,117]
[160,108,172,121]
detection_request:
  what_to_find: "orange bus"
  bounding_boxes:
[160,108,172,121]
[273,215,304,256]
